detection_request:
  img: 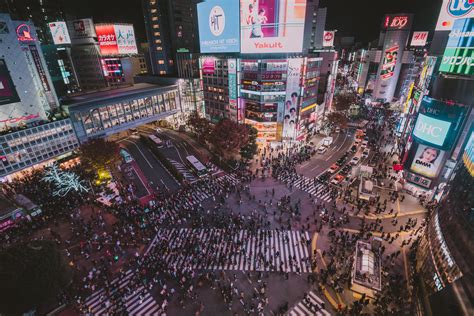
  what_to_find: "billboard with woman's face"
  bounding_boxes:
[410,144,446,178]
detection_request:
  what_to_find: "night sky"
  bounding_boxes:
[65,0,443,45]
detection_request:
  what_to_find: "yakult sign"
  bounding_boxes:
[435,0,474,31]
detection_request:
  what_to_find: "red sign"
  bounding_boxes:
[16,24,34,42]
[96,24,119,56]
[0,113,40,124]
[383,15,411,30]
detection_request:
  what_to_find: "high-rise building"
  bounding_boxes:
[0,0,81,96]
[142,0,199,76]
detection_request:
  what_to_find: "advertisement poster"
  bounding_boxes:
[48,22,71,45]
[413,113,452,147]
[323,31,335,47]
[69,19,96,39]
[201,57,215,74]
[96,24,118,55]
[282,58,302,140]
[435,0,474,31]
[463,132,474,176]
[380,45,399,80]
[240,0,307,53]
[0,59,20,106]
[439,17,473,76]
[410,31,428,46]
[410,144,446,178]
[114,24,138,55]
[198,0,240,53]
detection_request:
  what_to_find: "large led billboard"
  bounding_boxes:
[48,22,71,45]
[413,114,452,147]
[197,0,240,53]
[0,59,20,106]
[95,24,138,56]
[410,144,446,178]
[439,18,473,76]
[463,131,474,176]
[435,0,474,31]
[240,0,307,54]
[282,58,302,139]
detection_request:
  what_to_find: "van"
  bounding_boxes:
[322,137,333,147]
[318,146,328,154]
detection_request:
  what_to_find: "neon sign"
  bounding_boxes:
[0,113,40,124]
[383,15,411,30]
[16,24,34,42]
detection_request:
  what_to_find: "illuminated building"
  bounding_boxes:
[415,129,474,315]
[142,0,199,76]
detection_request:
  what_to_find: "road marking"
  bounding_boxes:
[122,139,153,169]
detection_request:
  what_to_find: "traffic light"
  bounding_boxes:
[114,255,119,262]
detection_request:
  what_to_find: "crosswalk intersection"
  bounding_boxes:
[288,291,332,316]
[148,228,312,273]
[83,270,161,316]
[278,174,333,202]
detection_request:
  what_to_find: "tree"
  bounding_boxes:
[240,125,258,162]
[42,163,90,197]
[210,119,249,158]
[326,112,348,129]
[78,138,120,171]
[186,111,213,144]
[333,93,356,112]
[0,241,70,315]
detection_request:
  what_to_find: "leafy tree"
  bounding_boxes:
[333,93,356,112]
[210,119,249,158]
[240,125,258,162]
[0,241,70,315]
[186,111,213,144]
[327,112,348,129]
[78,138,120,171]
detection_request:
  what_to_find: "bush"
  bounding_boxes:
[140,136,184,183]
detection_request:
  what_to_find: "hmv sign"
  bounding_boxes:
[413,114,452,147]
[383,14,413,31]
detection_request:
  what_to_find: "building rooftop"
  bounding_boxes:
[62,83,177,109]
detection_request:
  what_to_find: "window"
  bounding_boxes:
[154,32,160,36]
[152,17,158,21]
[158,60,165,65]
[156,46,162,51]
[155,39,161,44]
[153,25,159,29]
[151,9,157,13]
[160,71,167,75]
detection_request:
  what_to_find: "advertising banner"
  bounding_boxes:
[410,31,428,46]
[201,57,215,74]
[96,24,118,55]
[410,144,446,178]
[380,45,399,80]
[282,58,302,140]
[95,24,138,56]
[228,58,237,100]
[69,18,96,39]
[0,59,20,106]
[435,0,474,31]
[114,24,138,55]
[462,131,474,176]
[322,31,335,47]
[439,17,473,75]
[240,0,307,54]
[48,22,71,45]
[198,0,240,53]
[413,114,452,147]
[29,46,51,92]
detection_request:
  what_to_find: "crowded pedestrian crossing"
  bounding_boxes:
[278,174,334,202]
[148,228,312,273]
[83,270,161,316]
[288,291,332,316]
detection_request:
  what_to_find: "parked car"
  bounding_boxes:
[350,156,360,165]
[329,164,339,173]
[361,140,368,148]
[362,149,370,159]
[331,174,345,185]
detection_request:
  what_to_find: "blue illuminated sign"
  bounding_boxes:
[413,114,452,147]
[197,0,240,53]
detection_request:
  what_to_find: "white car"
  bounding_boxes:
[361,140,368,148]
[318,146,328,154]
[350,156,360,165]
[362,149,370,159]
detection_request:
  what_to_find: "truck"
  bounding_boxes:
[322,137,334,147]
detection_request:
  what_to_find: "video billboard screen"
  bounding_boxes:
[0,59,20,106]
[48,22,71,45]
[439,17,473,75]
[198,0,240,53]
[282,58,302,139]
[240,0,307,53]
[413,114,452,147]
[435,0,474,31]
[410,144,446,178]
[95,24,138,56]
[463,132,474,176]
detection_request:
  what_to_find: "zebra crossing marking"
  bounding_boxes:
[278,174,333,202]
[148,228,311,273]
[169,159,196,181]
[288,291,332,316]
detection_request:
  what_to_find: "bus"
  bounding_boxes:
[148,134,163,147]
[186,155,207,177]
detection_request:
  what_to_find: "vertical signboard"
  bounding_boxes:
[197,0,240,53]
[410,31,429,46]
[0,59,20,106]
[282,58,302,140]
[228,58,238,119]
[114,24,138,55]
[95,24,119,56]
[435,0,474,31]
[69,18,96,39]
[240,0,307,53]
[48,22,71,45]
[439,17,474,76]
[29,46,51,92]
